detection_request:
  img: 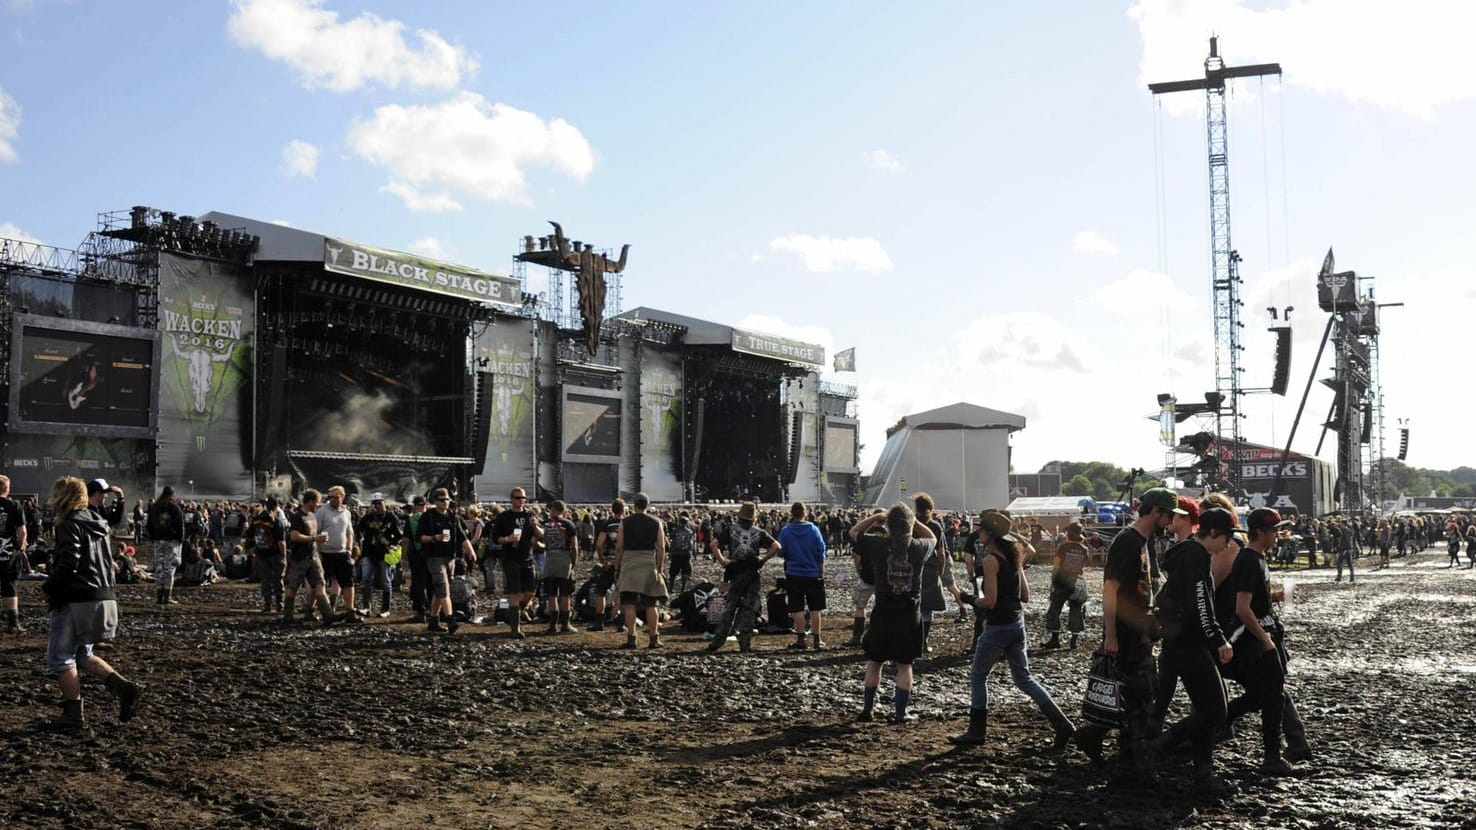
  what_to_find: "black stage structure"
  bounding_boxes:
[2,208,861,504]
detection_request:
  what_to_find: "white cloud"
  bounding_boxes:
[768,234,894,274]
[1072,229,1118,256]
[1,221,44,262]
[349,92,595,209]
[1089,268,1195,316]
[269,219,292,227]
[862,148,903,174]
[280,139,318,178]
[1131,0,1476,118]
[408,236,455,261]
[227,0,476,92]
[0,84,20,163]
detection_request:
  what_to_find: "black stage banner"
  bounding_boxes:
[156,252,255,498]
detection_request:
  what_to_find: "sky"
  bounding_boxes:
[2,0,1471,479]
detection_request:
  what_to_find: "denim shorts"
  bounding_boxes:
[46,606,99,673]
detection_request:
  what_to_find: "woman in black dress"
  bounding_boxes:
[850,503,936,724]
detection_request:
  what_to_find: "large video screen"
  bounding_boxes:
[823,418,859,472]
[562,385,622,464]
[8,315,160,438]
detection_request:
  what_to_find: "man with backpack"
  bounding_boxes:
[249,500,287,613]
[666,512,697,597]
[147,486,186,606]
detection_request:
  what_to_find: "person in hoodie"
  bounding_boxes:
[1150,507,1235,792]
[41,476,143,730]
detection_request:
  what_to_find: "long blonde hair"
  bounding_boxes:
[49,476,88,516]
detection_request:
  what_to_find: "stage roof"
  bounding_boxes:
[616,307,827,369]
[896,402,1026,432]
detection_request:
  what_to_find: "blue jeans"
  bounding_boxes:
[970,617,1057,712]
[358,556,391,593]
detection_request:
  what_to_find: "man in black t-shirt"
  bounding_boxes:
[0,474,29,633]
[706,502,779,653]
[248,499,287,613]
[147,486,187,606]
[1075,486,1183,784]
[282,490,337,628]
[489,486,542,639]
[586,499,625,631]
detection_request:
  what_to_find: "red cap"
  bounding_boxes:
[1176,496,1200,522]
[1248,508,1285,532]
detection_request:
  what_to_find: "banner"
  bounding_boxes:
[323,237,522,308]
[472,317,536,498]
[822,418,858,472]
[833,347,856,372]
[730,328,825,368]
[638,344,683,500]
[157,253,254,498]
[1316,248,1359,313]
[2,433,153,503]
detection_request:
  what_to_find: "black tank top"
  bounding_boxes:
[987,549,1023,625]
[622,513,660,551]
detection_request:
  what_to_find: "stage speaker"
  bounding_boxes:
[687,398,705,485]
[261,345,287,456]
[471,371,495,471]
[1360,402,1373,444]
[1398,428,1409,461]
[787,410,804,484]
[1270,327,1291,396]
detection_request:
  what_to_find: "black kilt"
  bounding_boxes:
[862,596,923,665]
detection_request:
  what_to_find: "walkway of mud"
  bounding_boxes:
[2,546,1472,829]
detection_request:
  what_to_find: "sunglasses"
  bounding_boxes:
[511,495,526,501]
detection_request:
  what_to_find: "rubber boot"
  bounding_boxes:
[1041,632,1062,650]
[545,615,559,634]
[948,708,988,746]
[105,672,143,722]
[510,614,526,640]
[559,610,575,634]
[812,631,827,651]
[1261,719,1295,776]
[427,616,445,632]
[2,609,19,633]
[156,588,167,606]
[737,630,752,653]
[282,601,296,625]
[443,613,459,634]
[845,617,864,647]
[57,699,86,731]
[786,633,807,651]
[1041,700,1075,754]
[588,614,605,632]
[622,634,638,649]
[316,595,338,628]
[858,685,877,722]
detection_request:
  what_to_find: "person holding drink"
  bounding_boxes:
[418,488,476,634]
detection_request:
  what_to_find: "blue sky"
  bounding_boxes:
[2,1,1471,483]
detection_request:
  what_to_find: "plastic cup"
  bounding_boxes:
[441,529,451,542]
[511,528,522,543]
[1282,576,1295,611]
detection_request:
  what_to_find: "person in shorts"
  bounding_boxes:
[42,476,143,729]
[587,500,624,632]
[540,501,580,634]
[615,493,668,649]
[417,488,476,634]
[315,485,357,618]
[778,501,828,650]
[849,503,936,723]
[491,487,541,638]
[0,474,29,633]
[282,490,337,628]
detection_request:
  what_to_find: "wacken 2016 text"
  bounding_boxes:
[162,308,242,352]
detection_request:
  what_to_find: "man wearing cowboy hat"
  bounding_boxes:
[707,502,779,653]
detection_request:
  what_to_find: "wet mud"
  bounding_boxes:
[1,546,1473,829]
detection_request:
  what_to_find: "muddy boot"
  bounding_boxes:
[545,616,559,634]
[444,614,459,635]
[1069,634,1079,650]
[1041,701,1075,755]
[427,616,445,632]
[1193,760,1231,796]
[1261,725,1295,777]
[892,688,917,724]
[786,634,807,651]
[921,620,933,654]
[559,611,575,634]
[857,685,877,722]
[948,708,988,746]
[282,601,296,625]
[509,615,526,640]
[163,588,179,606]
[621,634,638,649]
[104,672,143,722]
[1075,723,1108,766]
[587,615,605,632]
[845,617,864,647]
[316,596,338,628]
[812,632,827,651]
[647,633,661,649]
[1041,632,1061,651]
[56,699,86,732]
[2,609,19,633]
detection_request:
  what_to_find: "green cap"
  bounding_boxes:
[1139,487,1187,515]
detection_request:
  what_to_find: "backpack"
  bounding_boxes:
[451,575,477,621]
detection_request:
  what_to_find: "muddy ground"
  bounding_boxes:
[1,545,1473,829]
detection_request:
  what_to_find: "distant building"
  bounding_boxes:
[862,402,1025,511]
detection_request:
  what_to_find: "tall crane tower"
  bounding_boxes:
[1150,37,1281,495]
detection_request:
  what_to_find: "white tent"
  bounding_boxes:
[1006,496,1090,516]
[862,402,1025,511]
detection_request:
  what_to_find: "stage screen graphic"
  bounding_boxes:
[562,386,622,464]
[157,252,254,497]
[823,418,859,472]
[8,314,160,439]
[638,344,683,500]
[472,317,536,498]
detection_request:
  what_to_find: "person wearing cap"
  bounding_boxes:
[949,510,1075,749]
[145,486,186,607]
[707,501,780,654]
[0,474,28,633]
[849,503,936,724]
[1148,506,1236,790]
[355,493,402,618]
[404,495,431,623]
[1040,521,1090,651]
[248,499,288,614]
[1075,486,1184,785]
[86,478,127,528]
[418,488,477,634]
[315,486,358,621]
[1216,507,1311,775]
[665,511,697,598]
[539,501,580,634]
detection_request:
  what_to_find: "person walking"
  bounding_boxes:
[282,490,338,628]
[355,494,402,618]
[1040,522,1090,651]
[0,474,29,633]
[949,510,1075,751]
[248,498,287,614]
[491,487,541,639]
[41,476,144,730]
[315,486,357,619]
[417,488,476,634]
